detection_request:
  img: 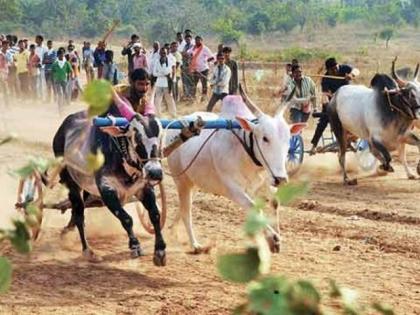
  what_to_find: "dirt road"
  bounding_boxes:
[0,101,419,314]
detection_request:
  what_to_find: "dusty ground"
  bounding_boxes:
[0,97,419,315]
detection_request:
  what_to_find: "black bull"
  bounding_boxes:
[53,109,167,266]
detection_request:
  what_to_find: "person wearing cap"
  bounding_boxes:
[206,52,231,112]
[308,57,355,155]
[132,42,148,72]
[122,34,140,75]
[188,35,214,101]
[286,64,317,123]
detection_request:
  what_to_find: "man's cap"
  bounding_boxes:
[132,42,142,49]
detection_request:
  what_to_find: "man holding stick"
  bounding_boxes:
[309,57,357,154]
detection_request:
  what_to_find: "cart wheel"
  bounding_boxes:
[15,172,44,240]
[287,134,304,176]
[136,182,167,234]
[355,139,377,171]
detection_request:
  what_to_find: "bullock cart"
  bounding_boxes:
[16,117,301,239]
[287,112,377,175]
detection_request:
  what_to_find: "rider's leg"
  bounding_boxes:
[310,104,329,154]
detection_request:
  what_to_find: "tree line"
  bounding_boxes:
[1,0,419,44]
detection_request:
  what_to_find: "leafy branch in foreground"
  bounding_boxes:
[0,203,40,293]
[217,182,394,315]
[0,79,113,293]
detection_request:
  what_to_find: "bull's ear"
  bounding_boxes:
[100,126,126,137]
[290,123,306,136]
[236,116,256,131]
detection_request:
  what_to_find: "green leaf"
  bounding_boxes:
[9,220,31,254]
[372,303,395,315]
[232,303,248,315]
[288,280,321,314]
[25,203,41,227]
[274,182,309,206]
[247,276,291,315]
[86,150,105,172]
[217,248,260,283]
[0,257,12,293]
[244,208,270,237]
[83,80,112,117]
[10,156,57,179]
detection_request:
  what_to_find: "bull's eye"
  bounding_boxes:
[263,136,269,143]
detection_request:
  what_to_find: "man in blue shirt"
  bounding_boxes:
[309,57,355,154]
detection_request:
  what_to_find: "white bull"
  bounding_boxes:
[166,87,305,253]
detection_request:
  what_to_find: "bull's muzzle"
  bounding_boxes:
[273,176,288,187]
[146,168,163,182]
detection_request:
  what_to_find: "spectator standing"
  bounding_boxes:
[82,41,95,82]
[153,48,176,117]
[176,32,184,53]
[43,40,57,102]
[181,34,194,100]
[15,40,30,98]
[148,41,160,87]
[121,34,140,75]
[222,46,238,95]
[94,41,106,79]
[28,44,41,98]
[35,35,47,100]
[103,50,119,85]
[189,36,214,101]
[51,48,72,111]
[0,40,10,106]
[7,36,19,98]
[169,41,182,102]
[206,52,231,112]
[132,43,148,71]
[286,65,317,123]
[67,44,83,99]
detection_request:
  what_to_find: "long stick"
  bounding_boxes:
[241,61,248,93]
[101,20,120,43]
[308,74,348,80]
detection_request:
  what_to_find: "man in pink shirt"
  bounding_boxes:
[188,36,214,101]
[132,43,148,72]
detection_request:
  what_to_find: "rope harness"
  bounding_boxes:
[385,90,419,120]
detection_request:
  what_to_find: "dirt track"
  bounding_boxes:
[0,101,419,314]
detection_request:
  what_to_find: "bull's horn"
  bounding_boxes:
[391,56,406,88]
[239,83,263,117]
[414,63,419,82]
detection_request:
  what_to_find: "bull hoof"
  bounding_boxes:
[408,174,416,180]
[345,178,358,186]
[60,226,75,238]
[191,246,212,255]
[130,244,144,258]
[153,250,166,267]
[83,249,103,263]
[379,164,394,172]
[267,234,281,254]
